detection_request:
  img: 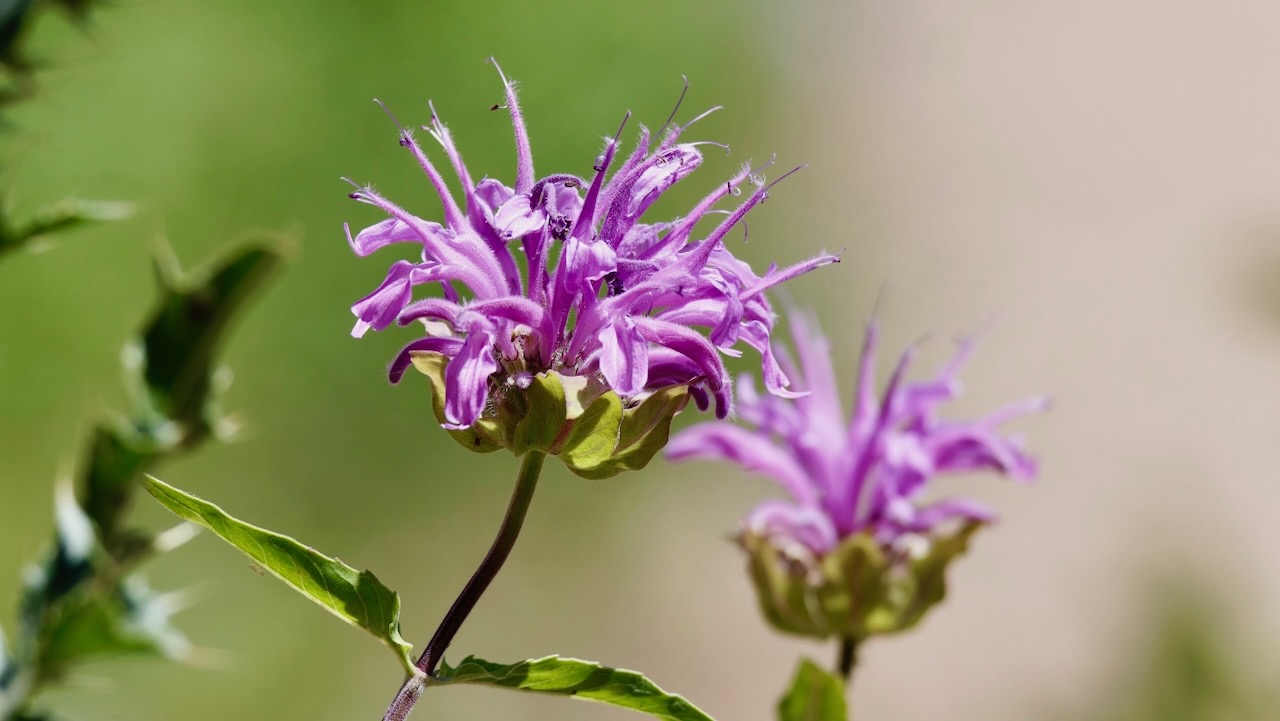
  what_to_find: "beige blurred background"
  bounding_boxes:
[2,1,1278,720]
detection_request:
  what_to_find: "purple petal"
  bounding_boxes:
[475,179,515,216]
[490,59,535,194]
[398,297,462,327]
[667,424,820,506]
[631,316,731,417]
[494,193,548,239]
[744,499,840,555]
[910,497,997,532]
[346,218,429,257]
[598,317,649,396]
[351,261,419,338]
[442,320,499,429]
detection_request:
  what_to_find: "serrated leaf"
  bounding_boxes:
[777,658,847,721]
[138,475,416,676]
[435,655,715,721]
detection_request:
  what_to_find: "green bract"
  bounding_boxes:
[410,352,689,479]
[742,522,983,641]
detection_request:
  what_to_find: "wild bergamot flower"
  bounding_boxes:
[668,310,1045,640]
[344,61,838,477]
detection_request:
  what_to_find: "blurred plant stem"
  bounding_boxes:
[382,451,547,721]
[837,636,858,684]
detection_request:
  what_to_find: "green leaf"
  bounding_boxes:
[138,475,416,677]
[435,655,715,721]
[558,392,623,477]
[777,658,847,721]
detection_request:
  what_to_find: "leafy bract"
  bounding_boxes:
[408,351,690,479]
[139,476,416,676]
[435,655,715,721]
[743,521,984,641]
[777,658,847,721]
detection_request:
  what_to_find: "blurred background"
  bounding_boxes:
[2,0,1279,719]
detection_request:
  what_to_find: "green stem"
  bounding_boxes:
[381,451,547,721]
[837,635,858,684]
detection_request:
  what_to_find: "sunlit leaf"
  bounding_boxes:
[777,658,846,721]
[138,475,415,676]
[435,655,715,721]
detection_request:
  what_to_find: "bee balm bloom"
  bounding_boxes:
[668,311,1045,639]
[344,63,837,478]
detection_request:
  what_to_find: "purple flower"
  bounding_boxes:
[344,61,838,432]
[668,310,1045,556]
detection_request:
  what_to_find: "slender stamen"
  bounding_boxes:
[374,98,407,133]
[570,111,631,241]
[656,75,690,139]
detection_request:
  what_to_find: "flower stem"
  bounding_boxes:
[837,635,859,684]
[381,451,547,721]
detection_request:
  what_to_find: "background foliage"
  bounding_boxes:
[1,1,1278,720]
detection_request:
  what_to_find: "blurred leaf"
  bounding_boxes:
[79,423,162,548]
[140,241,283,424]
[81,240,283,547]
[37,578,190,678]
[0,199,132,259]
[20,485,96,631]
[435,655,715,721]
[138,475,416,676]
[1055,581,1271,721]
[777,658,846,721]
[0,623,12,690]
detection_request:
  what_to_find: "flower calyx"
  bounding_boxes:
[409,351,689,479]
[740,520,985,642]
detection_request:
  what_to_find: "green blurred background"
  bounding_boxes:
[3,1,1280,719]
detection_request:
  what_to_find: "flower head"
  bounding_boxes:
[343,64,836,474]
[667,309,1045,638]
